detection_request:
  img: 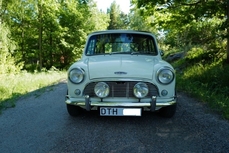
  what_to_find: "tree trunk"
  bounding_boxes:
[21,22,25,60]
[0,0,2,24]
[227,0,229,63]
[38,0,43,71]
[49,28,53,68]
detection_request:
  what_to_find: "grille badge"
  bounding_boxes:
[114,71,127,75]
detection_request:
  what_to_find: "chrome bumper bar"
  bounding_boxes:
[65,95,177,111]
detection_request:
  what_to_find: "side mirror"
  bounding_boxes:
[160,50,164,56]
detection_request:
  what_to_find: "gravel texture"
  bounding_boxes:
[0,80,229,153]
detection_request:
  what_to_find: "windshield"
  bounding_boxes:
[85,33,158,55]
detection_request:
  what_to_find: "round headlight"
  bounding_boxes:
[157,68,174,84]
[133,82,149,98]
[94,82,110,98]
[68,68,84,84]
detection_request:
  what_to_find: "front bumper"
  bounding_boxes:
[65,95,177,112]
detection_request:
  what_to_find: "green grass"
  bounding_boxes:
[173,53,229,119]
[0,71,66,111]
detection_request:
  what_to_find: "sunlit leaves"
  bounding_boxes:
[1,0,110,71]
[107,1,129,30]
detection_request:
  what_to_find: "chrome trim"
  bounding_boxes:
[80,78,159,96]
[65,95,177,111]
[150,96,156,111]
[156,66,175,85]
[114,71,127,75]
[68,67,85,84]
[83,81,159,98]
[66,100,176,107]
[87,78,156,83]
[85,95,91,111]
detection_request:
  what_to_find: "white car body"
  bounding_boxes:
[66,30,177,117]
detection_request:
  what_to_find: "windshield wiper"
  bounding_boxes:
[131,51,157,55]
[109,52,130,55]
[108,51,157,55]
[130,52,140,55]
[143,51,156,55]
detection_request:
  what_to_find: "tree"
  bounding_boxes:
[129,8,157,33]
[87,0,110,31]
[3,0,91,70]
[227,0,229,63]
[0,0,23,74]
[58,0,93,66]
[0,0,110,72]
[38,0,43,71]
[107,1,129,29]
[132,0,228,62]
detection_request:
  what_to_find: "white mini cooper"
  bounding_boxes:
[65,30,177,117]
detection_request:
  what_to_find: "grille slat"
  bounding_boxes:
[83,81,159,98]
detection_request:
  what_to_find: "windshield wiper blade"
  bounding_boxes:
[131,51,156,55]
[110,52,130,55]
[130,52,140,55]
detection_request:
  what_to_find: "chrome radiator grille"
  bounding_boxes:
[83,81,159,98]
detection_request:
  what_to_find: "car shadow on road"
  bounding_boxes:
[65,109,175,127]
[57,105,193,153]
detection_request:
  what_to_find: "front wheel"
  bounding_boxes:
[158,104,177,118]
[66,104,82,116]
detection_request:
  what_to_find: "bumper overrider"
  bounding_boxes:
[65,95,177,111]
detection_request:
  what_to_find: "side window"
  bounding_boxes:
[86,39,96,55]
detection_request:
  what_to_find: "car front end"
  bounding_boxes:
[65,30,177,117]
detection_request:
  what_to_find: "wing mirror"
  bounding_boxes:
[160,50,164,56]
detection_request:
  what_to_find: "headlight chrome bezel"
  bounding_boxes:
[68,68,85,84]
[133,82,149,98]
[94,82,110,98]
[157,67,175,85]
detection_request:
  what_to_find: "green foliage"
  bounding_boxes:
[107,1,129,30]
[132,0,227,59]
[89,1,110,31]
[176,61,229,119]
[128,9,157,33]
[173,46,229,119]
[0,23,23,74]
[0,0,110,72]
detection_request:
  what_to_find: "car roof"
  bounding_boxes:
[89,30,154,36]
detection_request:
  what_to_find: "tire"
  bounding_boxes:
[66,90,82,116]
[158,104,177,118]
[66,104,82,116]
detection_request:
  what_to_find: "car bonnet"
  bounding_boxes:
[87,55,155,80]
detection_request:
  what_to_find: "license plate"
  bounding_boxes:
[100,107,141,116]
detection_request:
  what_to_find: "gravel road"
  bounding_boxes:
[0,80,229,153]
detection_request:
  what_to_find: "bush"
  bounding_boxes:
[175,49,229,119]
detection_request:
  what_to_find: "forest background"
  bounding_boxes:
[0,0,229,119]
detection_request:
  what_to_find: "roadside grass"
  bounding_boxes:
[0,71,66,112]
[173,55,229,119]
